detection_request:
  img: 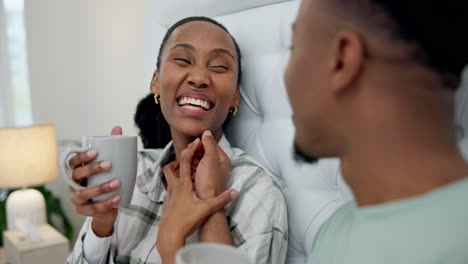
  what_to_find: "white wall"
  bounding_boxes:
[24,0,166,242]
[25,0,165,140]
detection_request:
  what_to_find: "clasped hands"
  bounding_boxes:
[156,130,238,263]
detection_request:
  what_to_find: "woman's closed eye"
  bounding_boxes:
[174,58,191,65]
[210,65,229,72]
[208,56,232,72]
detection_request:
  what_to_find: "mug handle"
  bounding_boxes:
[59,147,88,190]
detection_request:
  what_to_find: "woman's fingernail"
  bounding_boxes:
[86,149,97,158]
[100,160,111,169]
[230,190,238,200]
[108,179,120,189]
[193,137,200,144]
[204,130,213,138]
[112,196,120,203]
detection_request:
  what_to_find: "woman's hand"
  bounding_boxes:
[193,130,234,244]
[193,130,231,199]
[68,126,122,237]
[156,137,238,264]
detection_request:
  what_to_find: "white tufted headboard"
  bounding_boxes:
[150,1,468,263]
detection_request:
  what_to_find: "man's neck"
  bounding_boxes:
[339,67,468,206]
[340,122,468,206]
[342,150,468,207]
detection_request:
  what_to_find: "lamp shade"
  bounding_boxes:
[0,124,58,188]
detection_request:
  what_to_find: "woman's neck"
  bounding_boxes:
[171,129,223,162]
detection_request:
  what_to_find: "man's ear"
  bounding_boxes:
[150,71,160,95]
[329,31,365,93]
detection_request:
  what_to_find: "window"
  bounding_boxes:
[1,0,32,127]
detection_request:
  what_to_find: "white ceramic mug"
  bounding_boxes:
[175,243,252,264]
[59,135,137,207]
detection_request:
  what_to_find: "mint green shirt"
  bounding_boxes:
[308,178,468,264]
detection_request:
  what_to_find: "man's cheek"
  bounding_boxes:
[284,63,297,97]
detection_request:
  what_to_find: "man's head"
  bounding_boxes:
[285,0,468,162]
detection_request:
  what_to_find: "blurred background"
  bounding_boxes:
[0,0,167,245]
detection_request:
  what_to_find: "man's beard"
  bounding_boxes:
[293,142,319,164]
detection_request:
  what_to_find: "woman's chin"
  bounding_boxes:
[172,122,221,138]
[183,128,208,138]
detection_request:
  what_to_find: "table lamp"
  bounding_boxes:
[0,124,58,241]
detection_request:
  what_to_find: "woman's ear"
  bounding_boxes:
[150,71,160,95]
[232,88,241,107]
[329,30,365,93]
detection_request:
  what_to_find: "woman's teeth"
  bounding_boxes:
[182,105,205,111]
[178,97,211,110]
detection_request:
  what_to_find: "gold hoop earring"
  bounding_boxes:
[154,94,160,104]
[229,106,238,116]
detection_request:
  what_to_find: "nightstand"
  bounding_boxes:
[3,224,69,264]
[0,247,8,264]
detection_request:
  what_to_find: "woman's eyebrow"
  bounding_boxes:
[212,48,235,60]
[171,43,195,51]
[170,43,234,60]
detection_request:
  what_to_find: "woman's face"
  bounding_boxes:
[151,21,240,138]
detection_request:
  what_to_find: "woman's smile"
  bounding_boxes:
[177,91,215,117]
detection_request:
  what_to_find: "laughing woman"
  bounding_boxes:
[66,17,287,264]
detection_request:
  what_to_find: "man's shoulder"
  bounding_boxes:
[308,180,468,264]
[315,201,355,237]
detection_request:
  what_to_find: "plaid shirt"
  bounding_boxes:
[67,136,288,264]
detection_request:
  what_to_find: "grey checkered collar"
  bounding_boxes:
[136,135,234,203]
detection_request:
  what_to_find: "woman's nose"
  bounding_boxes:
[187,67,210,88]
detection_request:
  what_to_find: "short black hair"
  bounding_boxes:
[135,17,241,148]
[339,0,468,89]
[156,16,242,85]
